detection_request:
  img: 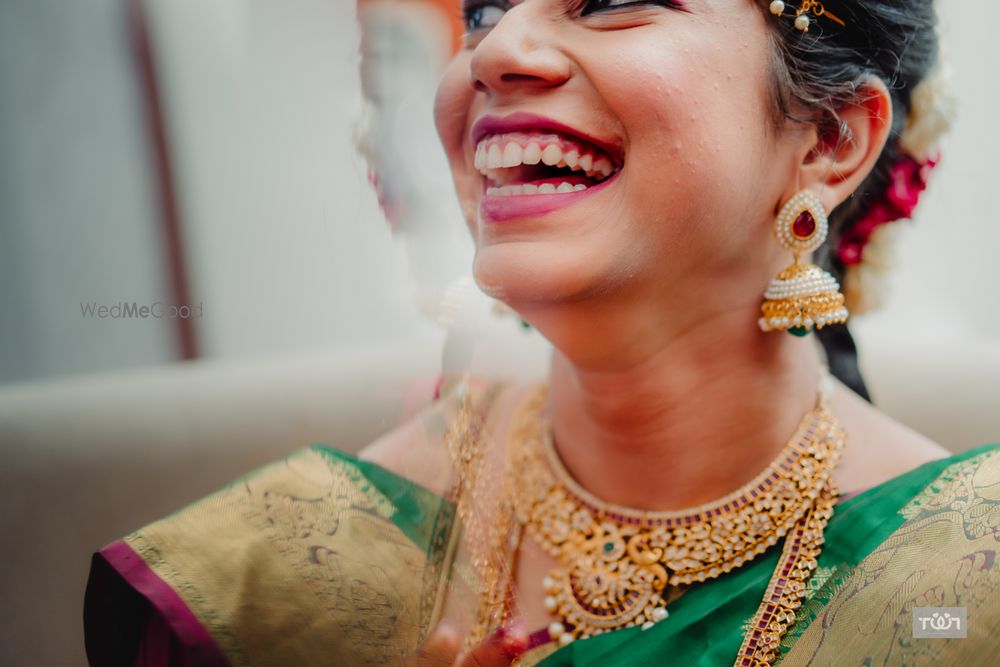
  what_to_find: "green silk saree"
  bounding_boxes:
[85,388,1000,666]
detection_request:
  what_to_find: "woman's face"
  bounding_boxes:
[434,0,803,320]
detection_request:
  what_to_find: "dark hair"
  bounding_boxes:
[759,0,939,270]
[758,1,941,400]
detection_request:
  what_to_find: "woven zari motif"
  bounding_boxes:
[509,382,844,663]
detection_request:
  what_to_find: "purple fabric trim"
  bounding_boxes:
[134,611,198,667]
[527,627,554,650]
[98,540,229,667]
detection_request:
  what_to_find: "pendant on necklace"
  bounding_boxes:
[539,518,672,645]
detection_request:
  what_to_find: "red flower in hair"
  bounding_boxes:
[836,154,939,265]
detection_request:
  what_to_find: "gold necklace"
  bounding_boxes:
[508,377,844,666]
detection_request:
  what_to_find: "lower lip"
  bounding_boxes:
[479,170,621,224]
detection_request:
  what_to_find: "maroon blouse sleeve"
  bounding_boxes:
[132,610,199,667]
[84,541,229,667]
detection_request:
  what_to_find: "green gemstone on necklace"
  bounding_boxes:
[789,326,810,337]
[604,542,615,553]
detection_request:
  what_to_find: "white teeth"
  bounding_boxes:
[540,144,562,166]
[475,135,620,182]
[485,181,588,196]
[487,143,503,169]
[501,143,522,167]
[523,142,542,165]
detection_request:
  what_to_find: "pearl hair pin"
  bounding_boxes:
[769,0,845,33]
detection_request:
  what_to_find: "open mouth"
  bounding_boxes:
[474,130,623,196]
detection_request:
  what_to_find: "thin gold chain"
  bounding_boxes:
[444,381,520,650]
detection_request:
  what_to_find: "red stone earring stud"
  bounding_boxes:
[759,190,848,336]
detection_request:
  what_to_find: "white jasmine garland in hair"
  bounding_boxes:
[839,152,938,315]
[843,222,902,315]
[839,56,954,316]
[899,59,956,162]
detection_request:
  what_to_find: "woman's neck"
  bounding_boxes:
[544,306,823,511]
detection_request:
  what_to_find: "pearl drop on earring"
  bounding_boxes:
[769,1,785,16]
[794,14,811,31]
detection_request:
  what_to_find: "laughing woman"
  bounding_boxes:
[85,2,1000,666]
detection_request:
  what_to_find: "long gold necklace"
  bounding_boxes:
[507,376,844,666]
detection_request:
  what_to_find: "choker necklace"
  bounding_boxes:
[507,374,844,666]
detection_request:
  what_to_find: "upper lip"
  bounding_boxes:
[470,112,624,165]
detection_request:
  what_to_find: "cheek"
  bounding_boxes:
[433,56,471,160]
[595,27,775,256]
[433,56,481,227]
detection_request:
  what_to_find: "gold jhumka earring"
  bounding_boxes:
[759,190,848,336]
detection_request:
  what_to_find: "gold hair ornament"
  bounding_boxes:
[769,1,846,33]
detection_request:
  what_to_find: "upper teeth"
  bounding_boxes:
[474,134,616,181]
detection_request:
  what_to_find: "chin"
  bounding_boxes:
[471,238,632,308]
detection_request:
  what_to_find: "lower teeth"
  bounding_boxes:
[487,182,588,196]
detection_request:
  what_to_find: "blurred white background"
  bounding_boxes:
[0,0,464,384]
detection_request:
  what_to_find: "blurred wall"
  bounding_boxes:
[0,0,450,385]
[142,0,446,361]
[0,0,174,382]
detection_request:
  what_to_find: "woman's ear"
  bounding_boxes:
[794,76,893,212]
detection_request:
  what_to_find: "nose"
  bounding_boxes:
[467,3,570,95]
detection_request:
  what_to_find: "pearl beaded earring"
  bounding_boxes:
[759,190,849,336]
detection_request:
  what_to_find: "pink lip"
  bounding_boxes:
[479,170,622,224]
[471,112,624,224]
[470,112,624,165]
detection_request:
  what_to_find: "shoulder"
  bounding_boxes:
[830,378,954,496]
[785,444,1000,664]
[87,444,445,665]
[358,375,539,496]
[900,442,1000,517]
[124,445,406,563]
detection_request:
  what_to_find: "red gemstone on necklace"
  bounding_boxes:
[792,211,816,238]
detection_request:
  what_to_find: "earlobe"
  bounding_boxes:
[797,77,894,212]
